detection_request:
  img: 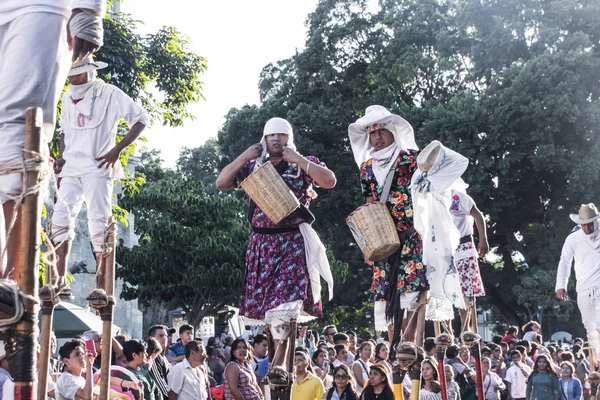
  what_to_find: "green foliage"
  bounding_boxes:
[216,0,600,336]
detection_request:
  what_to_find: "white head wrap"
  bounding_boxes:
[259,117,297,161]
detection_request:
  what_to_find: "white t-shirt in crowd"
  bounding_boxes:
[56,371,86,400]
[167,358,209,400]
[449,191,475,237]
[505,364,532,399]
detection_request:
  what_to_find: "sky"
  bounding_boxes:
[120,0,319,167]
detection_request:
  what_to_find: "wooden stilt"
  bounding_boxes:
[287,320,297,380]
[98,218,116,400]
[37,300,55,400]
[7,108,44,400]
[470,299,478,334]
[462,332,484,400]
[414,291,429,347]
[435,334,453,400]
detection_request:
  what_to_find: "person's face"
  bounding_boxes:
[582,222,595,234]
[511,353,521,364]
[369,129,394,151]
[459,350,470,363]
[265,133,289,156]
[254,340,268,358]
[132,350,147,368]
[68,71,89,86]
[368,369,385,387]
[337,347,348,361]
[482,359,490,373]
[64,346,86,372]
[348,335,356,347]
[191,346,207,364]
[316,352,326,366]
[360,345,373,360]
[537,357,548,371]
[233,341,248,361]
[421,362,435,381]
[152,329,168,351]
[445,365,454,382]
[561,364,573,378]
[180,330,193,345]
[334,369,350,389]
[378,345,389,360]
[493,347,502,359]
[482,350,492,358]
[325,328,337,343]
[94,336,102,354]
[327,348,336,360]
[294,355,308,372]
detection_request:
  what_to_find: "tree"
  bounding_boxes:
[216,0,600,335]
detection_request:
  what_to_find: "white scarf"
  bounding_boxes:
[583,220,600,250]
[371,143,400,187]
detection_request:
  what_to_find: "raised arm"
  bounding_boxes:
[282,149,336,189]
[216,144,262,191]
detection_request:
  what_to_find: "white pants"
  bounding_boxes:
[0,12,69,203]
[577,287,600,359]
[51,177,113,252]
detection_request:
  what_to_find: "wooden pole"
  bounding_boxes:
[37,301,54,400]
[414,291,429,347]
[8,108,44,400]
[98,217,116,400]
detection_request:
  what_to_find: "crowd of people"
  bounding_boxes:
[8,320,596,400]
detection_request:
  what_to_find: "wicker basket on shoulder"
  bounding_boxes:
[346,203,400,261]
[241,161,300,224]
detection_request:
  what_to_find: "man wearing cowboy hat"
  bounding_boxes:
[41,56,149,306]
[348,105,427,344]
[556,203,600,361]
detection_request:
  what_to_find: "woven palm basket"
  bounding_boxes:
[241,162,300,224]
[346,203,401,261]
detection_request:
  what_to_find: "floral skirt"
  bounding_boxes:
[239,231,322,320]
[454,241,485,297]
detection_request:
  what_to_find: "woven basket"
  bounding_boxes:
[346,203,400,261]
[241,162,300,224]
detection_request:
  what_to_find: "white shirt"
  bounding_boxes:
[59,80,149,179]
[167,358,209,400]
[505,364,532,399]
[56,371,86,400]
[450,190,475,237]
[0,1,105,24]
[556,229,600,293]
[483,372,505,400]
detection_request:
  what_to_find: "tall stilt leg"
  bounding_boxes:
[98,218,116,400]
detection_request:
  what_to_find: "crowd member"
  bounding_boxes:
[505,350,532,400]
[324,326,338,345]
[526,355,560,400]
[556,204,600,364]
[167,325,194,365]
[374,343,392,374]
[221,326,233,347]
[445,365,461,400]
[424,338,436,359]
[43,56,148,304]
[327,364,359,400]
[360,364,394,400]
[346,332,358,355]
[0,342,11,399]
[559,361,583,400]
[521,322,541,343]
[167,341,211,400]
[334,333,356,365]
[352,342,373,394]
[208,345,227,385]
[82,330,103,371]
[145,337,165,399]
[449,185,489,331]
[420,358,442,400]
[333,345,351,368]
[446,344,475,400]
[348,105,427,343]
[490,344,506,378]
[148,325,171,400]
[0,0,106,276]
[216,117,336,376]
[252,334,268,374]
[224,338,263,400]
[56,338,96,400]
[207,336,220,349]
[122,339,161,400]
[292,351,325,400]
[501,327,519,344]
[482,357,506,400]
[313,348,332,389]
[223,336,234,358]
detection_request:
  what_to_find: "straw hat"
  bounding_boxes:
[417,140,442,172]
[67,56,108,77]
[569,203,600,225]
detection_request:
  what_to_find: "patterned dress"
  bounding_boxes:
[360,149,429,301]
[237,156,325,320]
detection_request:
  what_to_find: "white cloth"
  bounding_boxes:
[56,371,86,400]
[0,1,105,25]
[522,331,536,342]
[419,388,442,400]
[582,220,600,250]
[556,229,600,293]
[51,176,113,251]
[449,191,475,237]
[374,300,392,331]
[167,358,209,400]
[353,359,371,394]
[0,12,69,202]
[59,79,149,179]
[299,223,334,303]
[577,288,600,359]
[411,142,468,320]
[370,143,401,187]
[483,371,505,400]
[505,364,532,399]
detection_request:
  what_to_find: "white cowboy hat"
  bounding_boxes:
[348,105,417,168]
[67,56,108,77]
[570,203,600,224]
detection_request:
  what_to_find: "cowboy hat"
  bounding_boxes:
[348,105,417,168]
[569,203,600,225]
[67,56,108,77]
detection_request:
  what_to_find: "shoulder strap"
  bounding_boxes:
[379,157,398,205]
[358,360,369,374]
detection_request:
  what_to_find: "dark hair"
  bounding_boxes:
[363,364,393,397]
[515,345,526,356]
[424,337,436,352]
[357,341,374,355]
[506,326,518,335]
[123,339,147,362]
[333,333,349,344]
[527,355,558,383]
[529,342,539,355]
[334,344,347,356]
[332,364,356,391]
[534,334,543,344]
[446,344,459,359]
[516,340,530,348]
[492,335,502,344]
[522,321,540,333]
[148,325,168,338]
[115,334,130,346]
[253,334,268,347]
[346,331,357,338]
[421,358,439,383]
[312,349,326,366]
[59,338,85,360]
[510,350,522,359]
[147,337,162,357]
[323,325,337,335]
[375,342,389,361]
[229,338,250,363]
[185,340,202,359]
[179,324,193,335]
[561,352,574,362]
[207,337,218,348]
